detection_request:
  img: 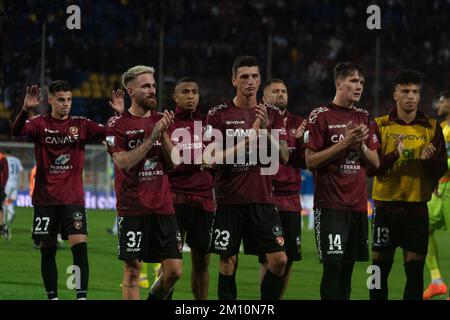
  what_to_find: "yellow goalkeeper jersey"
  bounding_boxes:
[372,112,438,202]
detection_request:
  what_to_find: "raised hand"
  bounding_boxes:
[155,110,175,133]
[343,121,364,147]
[420,143,436,160]
[109,89,125,114]
[394,135,404,156]
[295,119,307,140]
[23,85,43,111]
[252,103,269,130]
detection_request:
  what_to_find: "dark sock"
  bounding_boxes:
[147,292,158,300]
[166,288,174,300]
[369,260,393,300]
[71,242,89,299]
[340,262,355,300]
[218,273,237,300]
[40,246,58,299]
[320,261,343,300]
[404,260,424,300]
[260,269,284,300]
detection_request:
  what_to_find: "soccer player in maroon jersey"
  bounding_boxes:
[168,77,215,299]
[258,78,307,298]
[11,80,110,300]
[206,56,289,300]
[106,65,182,300]
[304,62,380,300]
[0,153,9,240]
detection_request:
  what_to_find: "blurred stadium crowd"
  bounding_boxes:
[1,0,449,140]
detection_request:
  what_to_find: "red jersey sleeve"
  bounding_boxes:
[84,118,106,143]
[367,116,380,150]
[106,117,127,155]
[0,157,8,188]
[304,109,326,151]
[11,110,42,140]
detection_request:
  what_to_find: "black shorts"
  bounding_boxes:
[117,214,183,263]
[210,204,286,256]
[174,204,215,253]
[372,202,429,255]
[0,187,6,203]
[314,208,368,263]
[32,205,87,241]
[259,211,301,264]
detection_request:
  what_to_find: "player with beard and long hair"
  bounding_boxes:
[106,65,182,300]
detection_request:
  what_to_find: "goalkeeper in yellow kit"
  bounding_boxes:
[423,89,450,299]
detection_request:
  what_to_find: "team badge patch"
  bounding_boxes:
[304,130,309,143]
[296,236,301,253]
[276,236,285,247]
[272,225,283,237]
[105,136,116,147]
[69,126,78,135]
[73,212,83,221]
[106,136,115,147]
[176,231,183,253]
[74,221,83,230]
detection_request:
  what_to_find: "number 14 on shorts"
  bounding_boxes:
[328,234,342,253]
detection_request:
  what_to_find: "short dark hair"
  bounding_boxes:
[48,80,71,94]
[264,78,286,90]
[438,89,450,99]
[175,76,198,87]
[333,62,366,82]
[394,69,423,87]
[232,56,259,77]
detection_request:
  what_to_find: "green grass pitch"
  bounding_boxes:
[1,207,449,300]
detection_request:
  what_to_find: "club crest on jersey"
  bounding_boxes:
[69,126,78,135]
[304,130,309,144]
[106,136,115,147]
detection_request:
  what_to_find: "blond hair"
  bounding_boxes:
[121,65,155,88]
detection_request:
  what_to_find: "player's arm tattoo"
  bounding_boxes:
[112,127,161,172]
[278,140,289,165]
[259,130,289,165]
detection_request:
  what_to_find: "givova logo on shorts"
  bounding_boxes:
[314,209,323,260]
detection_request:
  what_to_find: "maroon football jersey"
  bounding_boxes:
[206,100,287,205]
[11,110,105,206]
[272,111,305,196]
[168,106,214,199]
[106,111,174,216]
[304,103,379,212]
[0,154,9,188]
